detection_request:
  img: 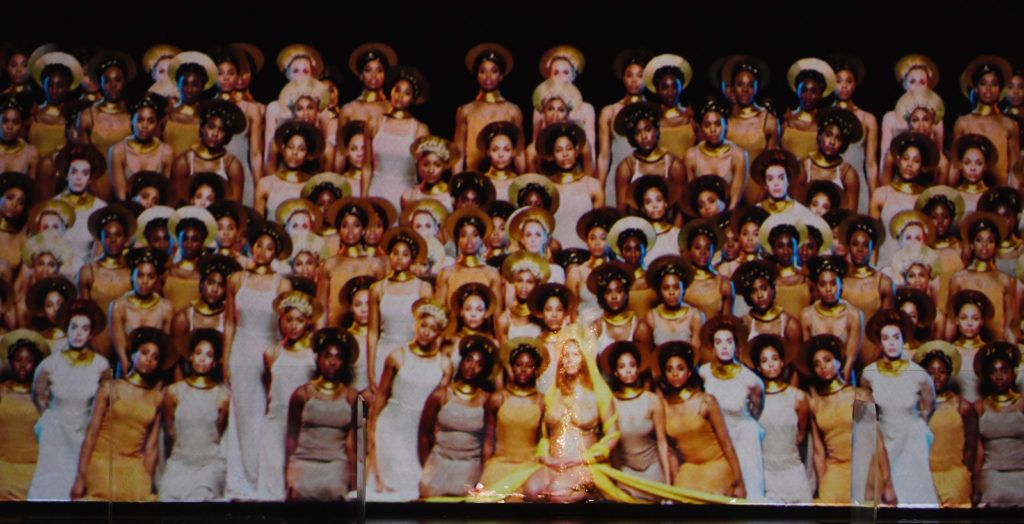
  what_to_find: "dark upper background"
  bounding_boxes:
[4,0,1019,145]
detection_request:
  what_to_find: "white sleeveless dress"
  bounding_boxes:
[699,363,766,501]
[552,177,595,250]
[368,345,445,501]
[159,382,229,501]
[224,272,280,500]
[369,118,418,214]
[862,361,939,507]
[27,352,109,501]
[759,385,812,503]
[605,129,634,208]
[257,346,316,500]
[374,285,420,385]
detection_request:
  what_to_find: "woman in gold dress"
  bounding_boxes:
[0,172,32,269]
[78,50,136,202]
[642,54,696,160]
[72,327,169,501]
[948,212,1016,342]
[163,51,218,158]
[781,58,835,160]
[0,330,49,500]
[27,52,82,161]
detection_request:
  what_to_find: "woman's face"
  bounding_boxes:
[903,67,929,93]
[513,270,538,302]
[43,71,70,105]
[623,64,644,95]
[389,79,414,110]
[132,341,161,375]
[178,71,205,104]
[961,148,986,183]
[819,124,844,157]
[925,357,951,393]
[542,295,566,331]
[459,349,486,383]
[656,74,681,107]
[351,289,370,325]
[488,134,514,170]
[279,307,310,341]
[457,223,482,255]
[897,146,923,181]
[835,69,856,101]
[879,324,904,359]
[132,107,159,142]
[798,78,823,111]
[696,189,723,218]
[620,236,643,267]
[987,358,1015,394]
[134,186,161,209]
[287,57,313,81]
[659,273,683,307]
[215,217,238,248]
[927,203,952,238]
[417,152,445,184]
[772,233,795,266]
[975,72,1002,106]
[664,355,691,389]
[179,225,205,259]
[739,222,759,254]
[347,133,366,167]
[898,223,925,248]
[633,118,658,151]
[314,191,337,220]
[153,57,172,82]
[809,192,832,217]
[67,159,93,193]
[100,66,126,102]
[291,252,318,279]
[642,187,668,221]
[32,253,59,279]
[723,230,740,264]
[603,278,627,313]
[360,58,385,91]
[713,329,736,363]
[201,116,227,149]
[812,349,840,382]
[317,345,345,381]
[586,226,608,258]
[283,134,309,169]
[758,347,784,380]
[559,340,583,377]
[553,136,578,171]
[293,96,322,122]
[548,58,576,83]
[614,351,639,386]
[908,108,935,135]
[9,347,39,382]
[956,303,982,338]
[190,185,217,208]
[701,111,725,145]
[43,290,65,323]
[146,226,171,254]
[848,230,872,265]
[0,186,25,219]
[899,300,920,326]
[67,314,92,349]
[733,71,757,105]
[216,61,238,93]
[251,234,278,265]
[411,212,439,240]
[972,229,996,261]
[365,215,383,246]
[132,262,159,296]
[200,271,226,305]
[339,214,364,247]
[688,234,713,267]
[764,165,789,199]
[0,108,23,142]
[512,351,538,387]
[798,238,820,266]
[815,270,842,305]
[750,276,775,311]
[5,53,28,84]
[542,98,569,125]
[521,220,548,254]
[189,340,218,374]
[286,211,313,237]
[414,315,442,345]
[476,59,502,92]
[904,264,931,290]
[388,240,413,271]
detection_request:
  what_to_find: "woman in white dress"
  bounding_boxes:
[697,315,766,501]
[746,334,812,504]
[861,309,939,507]
[367,298,452,501]
[588,262,638,354]
[628,175,681,267]
[367,66,430,212]
[505,206,564,284]
[827,53,878,214]
[28,299,110,501]
[256,291,319,501]
[159,329,230,501]
[367,227,432,388]
[537,122,602,250]
[597,49,652,208]
[223,221,292,500]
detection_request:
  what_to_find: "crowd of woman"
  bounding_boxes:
[0,39,1023,507]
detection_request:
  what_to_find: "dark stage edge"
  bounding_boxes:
[2,502,1023,523]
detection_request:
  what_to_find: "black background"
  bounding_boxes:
[6,0,1019,144]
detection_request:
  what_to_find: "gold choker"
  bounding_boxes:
[507,384,537,397]
[192,299,224,316]
[186,375,217,389]
[252,264,272,275]
[959,181,987,194]
[810,151,842,168]
[388,270,414,282]
[693,268,714,281]
[891,179,922,195]
[765,379,789,394]
[988,391,1021,408]
[956,336,985,350]
[62,348,95,367]
[485,168,514,181]
[974,103,998,116]
[0,139,25,155]
[460,254,483,267]
[127,293,160,310]
[634,148,668,163]
[615,386,645,400]
[452,380,478,399]
[820,379,847,395]
[677,387,698,401]
[967,260,995,272]
[552,171,585,184]
[276,170,310,183]
[711,361,741,380]
[814,301,846,318]
[476,91,504,103]
[125,371,156,389]
[656,304,689,320]
[751,306,783,322]
[98,255,126,269]
[410,342,438,358]
[850,266,876,278]
[359,90,384,103]
[313,376,342,393]
[877,357,908,377]
[604,311,634,326]
[348,324,368,336]
[699,142,730,158]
